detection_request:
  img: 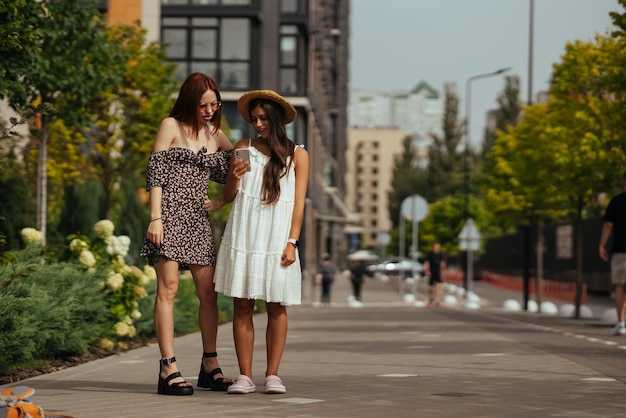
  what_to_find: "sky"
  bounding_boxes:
[350,0,620,147]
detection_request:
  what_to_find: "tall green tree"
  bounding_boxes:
[388,136,423,229]
[425,83,465,201]
[481,75,522,158]
[2,0,130,245]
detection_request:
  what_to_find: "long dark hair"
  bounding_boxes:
[248,98,295,205]
[169,73,222,137]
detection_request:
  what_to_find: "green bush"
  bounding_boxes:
[0,246,109,375]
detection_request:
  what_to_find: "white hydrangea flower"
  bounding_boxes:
[21,228,43,245]
[134,285,148,299]
[131,309,142,320]
[113,321,130,336]
[127,325,137,338]
[78,250,97,268]
[69,238,88,253]
[143,265,157,281]
[94,219,115,239]
[106,273,124,291]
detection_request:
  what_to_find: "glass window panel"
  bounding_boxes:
[280,25,298,34]
[192,17,218,26]
[162,29,187,59]
[280,68,297,94]
[192,29,217,59]
[163,0,189,4]
[223,0,253,4]
[220,19,249,60]
[221,62,249,88]
[280,36,297,65]
[190,62,219,80]
[163,17,188,26]
[192,0,217,4]
[173,61,189,82]
[281,0,298,12]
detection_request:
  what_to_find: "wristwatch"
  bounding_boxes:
[287,238,300,248]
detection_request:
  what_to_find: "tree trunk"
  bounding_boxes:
[574,199,584,319]
[36,116,49,246]
[536,220,543,313]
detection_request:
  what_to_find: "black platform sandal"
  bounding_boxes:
[157,356,194,396]
[197,352,233,391]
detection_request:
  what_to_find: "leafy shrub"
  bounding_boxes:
[0,246,109,375]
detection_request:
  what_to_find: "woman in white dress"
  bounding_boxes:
[208,90,309,394]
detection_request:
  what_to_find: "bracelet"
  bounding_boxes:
[150,217,162,222]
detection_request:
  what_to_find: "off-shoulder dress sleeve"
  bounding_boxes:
[207,149,233,184]
[146,151,170,191]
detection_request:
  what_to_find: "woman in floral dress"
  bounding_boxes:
[140,73,238,396]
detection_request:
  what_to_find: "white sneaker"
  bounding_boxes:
[613,323,625,336]
[227,375,256,394]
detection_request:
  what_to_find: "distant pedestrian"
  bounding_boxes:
[349,260,370,302]
[599,172,626,336]
[318,253,337,305]
[424,242,446,306]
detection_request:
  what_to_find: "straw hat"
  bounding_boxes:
[237,90,297,124]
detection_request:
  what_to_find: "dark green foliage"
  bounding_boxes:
[58,180,106,241]
[0,154,36,249]
[0,247,109,375]
[114,173,150,266]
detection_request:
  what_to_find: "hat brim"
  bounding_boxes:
[237,90,297,124]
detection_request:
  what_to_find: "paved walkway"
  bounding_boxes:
[4,273,625,418]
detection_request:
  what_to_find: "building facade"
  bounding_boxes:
[346,83,442,251]
[346,127,408,249]
[100,0,352,276]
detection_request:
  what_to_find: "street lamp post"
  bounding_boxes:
[463,67,511,292]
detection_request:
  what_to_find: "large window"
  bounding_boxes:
[279,25,300,94]
[162,17,251,86]
[163,0,253,4]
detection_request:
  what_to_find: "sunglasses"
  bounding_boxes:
[199,101,221,111]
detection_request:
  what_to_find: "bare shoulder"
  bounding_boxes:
[234,138,251,149]
[294,144,309,160]
[153,117,179,152]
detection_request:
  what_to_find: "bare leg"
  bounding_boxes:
[265,302,287,377]
[154,259,190,386]
[189,264,227,380]
[435,282,443,304]
[233,298,256,377]
[615,283,625,322]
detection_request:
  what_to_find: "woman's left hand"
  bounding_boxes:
[204,195,224,212]
[281,244,296,266]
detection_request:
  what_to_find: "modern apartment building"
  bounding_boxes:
[346,83,442,250]
[99,0,352,274]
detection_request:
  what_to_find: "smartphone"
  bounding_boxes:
[235,148,251,171]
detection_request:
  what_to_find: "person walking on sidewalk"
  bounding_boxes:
[599,172,626,336]
[140,73,234,395]
[424,242,446,306]
[209,90,309,395]
[350,260,371,302]
[318,253,337,305]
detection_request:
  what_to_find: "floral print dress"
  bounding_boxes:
[140,147,231,268]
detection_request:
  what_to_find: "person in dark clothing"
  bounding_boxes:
[599,172,626,336]
[350,260,370,302]
[424,242,446,306]
[318,253,337,305]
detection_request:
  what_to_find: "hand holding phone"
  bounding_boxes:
[235,148,251,171]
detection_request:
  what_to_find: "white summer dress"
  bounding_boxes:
[214,142,302,306]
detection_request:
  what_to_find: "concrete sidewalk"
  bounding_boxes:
[4,273,625,418]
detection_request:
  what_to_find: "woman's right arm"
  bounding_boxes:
[146,118,177,246]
